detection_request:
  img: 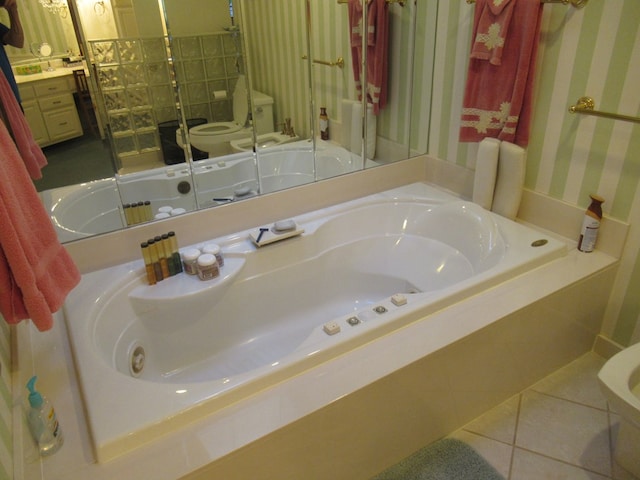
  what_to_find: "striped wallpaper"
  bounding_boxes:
[1,0,78,63]
[241,0,434,149]
[244,0,640,346]
[428,0,640,347]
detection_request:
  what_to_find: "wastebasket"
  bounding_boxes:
[158,118,208,165]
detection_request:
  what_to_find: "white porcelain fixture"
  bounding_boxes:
[39,178,123,242]
[62,182,567,462]
[187,75,275,156]
[40,166,198,242]
[192,140,371,208]
[598,342,640,477]
[230,131,299,152]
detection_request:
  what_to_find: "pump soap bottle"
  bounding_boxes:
[578,194,604,253]
[26,376,63,456]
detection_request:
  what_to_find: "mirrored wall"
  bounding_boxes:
[6,0,437,243]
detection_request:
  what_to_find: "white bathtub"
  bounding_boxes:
[63,182,567,462]
[193,140,369,208]
[41,142,369,241]
[39,167,198,242]
[39,178,124,243]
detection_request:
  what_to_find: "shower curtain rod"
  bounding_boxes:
[466,0,587,7]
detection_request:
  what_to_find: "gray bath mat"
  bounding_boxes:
[372,437,505,480]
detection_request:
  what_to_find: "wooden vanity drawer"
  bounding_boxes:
[18,84,36,101]
[38,92,75,112]
[43,106,82,141]
[33,77,70,97]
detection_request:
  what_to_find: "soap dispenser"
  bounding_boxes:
[26,376,63,456]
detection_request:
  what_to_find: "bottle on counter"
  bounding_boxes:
[319,107,329,140]
[26,376,63,456]
[578,194,604,253]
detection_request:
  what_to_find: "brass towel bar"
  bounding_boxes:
[569,97,640,124]
[337,0,405,6]
[301,55,345,69]
[467,0,587,7]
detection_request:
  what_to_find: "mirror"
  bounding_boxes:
[5,0,436,243]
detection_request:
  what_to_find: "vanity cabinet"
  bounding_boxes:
[19,76,83,147]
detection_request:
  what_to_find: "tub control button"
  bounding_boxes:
[391,294,407,306]
[373,306,388,314]
[323,321,341,335]
[347,316,361,326]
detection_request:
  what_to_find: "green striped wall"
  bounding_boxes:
[428,1,640,346]
[241,0,432,146]
[2,0,77,62]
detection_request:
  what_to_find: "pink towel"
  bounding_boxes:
[460,0,543,147]
[0,70,48,180]
[0,119,80,332]
[470,0,515,66]
[348,0,389,115]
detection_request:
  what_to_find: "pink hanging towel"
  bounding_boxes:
[460,0,543,147]
[348,0,389,115]
[0,119,80,332]
[0,70,47,180]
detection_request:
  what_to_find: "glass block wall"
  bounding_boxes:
[89,32,243,163]
[172,32,245,123]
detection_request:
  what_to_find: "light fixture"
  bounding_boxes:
[38,0,68,18]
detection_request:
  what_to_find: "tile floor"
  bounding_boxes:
[447,352,638,480]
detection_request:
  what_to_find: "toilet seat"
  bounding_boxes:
[598,342,640,424]
[189,75,249,138]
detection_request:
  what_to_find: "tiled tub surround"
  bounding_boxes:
[13,156,625,479]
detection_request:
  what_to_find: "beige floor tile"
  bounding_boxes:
[449,429,513,478]
[462,394,520,445]
[515,390,611,476]
[530,352,608,409]
[511,448,609,479]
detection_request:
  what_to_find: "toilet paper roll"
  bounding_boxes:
[213,90,227,100]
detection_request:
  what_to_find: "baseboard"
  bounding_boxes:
[593,334,624,360]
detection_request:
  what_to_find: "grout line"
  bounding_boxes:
[528,388,609,412]
[606,407,615,477]
[507,393,522,480]
[513,445,613,478]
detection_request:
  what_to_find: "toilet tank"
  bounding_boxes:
[251,91,274,135]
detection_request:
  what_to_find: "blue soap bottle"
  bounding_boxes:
[26,376,63,456]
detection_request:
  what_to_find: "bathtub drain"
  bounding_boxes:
[129,343,146,377]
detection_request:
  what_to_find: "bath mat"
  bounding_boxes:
[371,438,505,480]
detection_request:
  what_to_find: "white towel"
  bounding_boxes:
[472,138,500,210]
[341,99,354,151]
[492,141,526,220]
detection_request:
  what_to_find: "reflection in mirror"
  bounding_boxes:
[6,0,436,245]
[242,0,315,194]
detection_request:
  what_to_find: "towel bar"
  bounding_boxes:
[301,55,345,69]
[569,96,640,124]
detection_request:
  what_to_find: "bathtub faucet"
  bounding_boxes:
[281,118,295,137]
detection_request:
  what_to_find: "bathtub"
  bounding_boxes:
[39,178,124,243]
[62,182,567,462]
[193,140,369,208]
[39,166,198,242]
